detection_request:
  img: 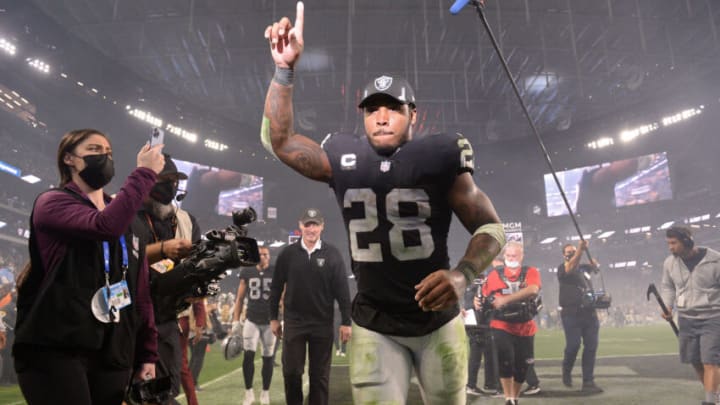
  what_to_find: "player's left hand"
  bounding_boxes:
[414,270,466,312]
[339,325,352,343]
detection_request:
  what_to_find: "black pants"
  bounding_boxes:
[14,345,131,405]
[561,309,599,384]
[525,363,540,386]
[155,320,182,405]
[466,326,487,388]
[282,322,333,405]
[189,337,209,385]
[492,329,534,383]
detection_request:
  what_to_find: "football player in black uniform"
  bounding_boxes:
[232,246,276,405]
[260,3,506,404]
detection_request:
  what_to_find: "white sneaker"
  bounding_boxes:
[260,390,270,405]
[243,389,255,405]
[340,352,346,357]
[335,349,341,356]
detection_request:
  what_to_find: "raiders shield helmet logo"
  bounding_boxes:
[374,75,393,91]
[316,258,325,267]
[380,160,392,172]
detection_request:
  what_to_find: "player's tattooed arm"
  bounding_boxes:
[449,172,504,281]
[414,172,504,312]
[262,81,332,182]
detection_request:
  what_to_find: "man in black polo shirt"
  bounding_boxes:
[269,208,352,405]
[558,241,603,393]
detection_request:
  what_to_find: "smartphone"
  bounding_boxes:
[150,127,164,147]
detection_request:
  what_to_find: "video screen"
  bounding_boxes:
[544,152,672,217]
[173,159,263,231]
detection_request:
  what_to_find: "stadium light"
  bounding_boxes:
[658,221,674,230]
[686,214,710,224]
[597,231,615,239]
[661,107,702,127]
[128,108,163,127]
[0,38,16,56]
[166,124,198,143]
[269,240,286,248]
[21,174,42,184]
[539,237,557,244]
[0,221,6,229]
[204,139,228,151]
[26,58,50,74]
[586,137,614,149]
[619,123,658,143]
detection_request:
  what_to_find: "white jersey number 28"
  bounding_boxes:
[343,188,434,262]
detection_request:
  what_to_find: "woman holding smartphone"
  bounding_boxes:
[13,129,165,405]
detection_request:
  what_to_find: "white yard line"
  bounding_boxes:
[536,351,677,361]
[176,367,243,400]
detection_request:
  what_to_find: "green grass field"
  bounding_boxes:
[0,324,685,404]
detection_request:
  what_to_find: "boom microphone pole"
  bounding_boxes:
[451,0,598,266]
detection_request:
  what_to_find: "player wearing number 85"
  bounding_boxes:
[232,246,277,405]
[261,3,505,404]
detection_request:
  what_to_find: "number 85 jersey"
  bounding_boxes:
[322,132,474,336]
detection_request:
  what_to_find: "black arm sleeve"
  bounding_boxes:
[269,249,288,320]
[331,248,352,326]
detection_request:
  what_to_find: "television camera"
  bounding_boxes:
[151,208,261,309]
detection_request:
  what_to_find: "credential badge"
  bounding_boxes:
[374,75,393,91]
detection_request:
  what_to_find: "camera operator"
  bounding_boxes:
[481,242,541,405]
[134,154,205,405]
[464,273,500,396]
[558,241,603,393]
[661,226,720,405]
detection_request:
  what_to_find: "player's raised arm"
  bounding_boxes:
[261,1,332,182]
[449,172,505,282]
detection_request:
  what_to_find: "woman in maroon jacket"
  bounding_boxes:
[13,129,165,405]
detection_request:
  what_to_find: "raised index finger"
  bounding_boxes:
[294,2,304,37]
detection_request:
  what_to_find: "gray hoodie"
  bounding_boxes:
[660,247,720,319]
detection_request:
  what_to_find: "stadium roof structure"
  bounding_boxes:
[21,0,720,148]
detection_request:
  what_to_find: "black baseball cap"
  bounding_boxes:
[358,75,416,108]
[299,208,324,225]
[158,153,188,180]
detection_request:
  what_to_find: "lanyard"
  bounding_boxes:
[103,235,128,285]
[102,235,128,322]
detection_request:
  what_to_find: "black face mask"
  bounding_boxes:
[150,181,177,205]
[78,153,114,190]
[564,254,574,261]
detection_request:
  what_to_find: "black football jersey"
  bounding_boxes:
[240,266,274,325]
[322,132,474,336]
